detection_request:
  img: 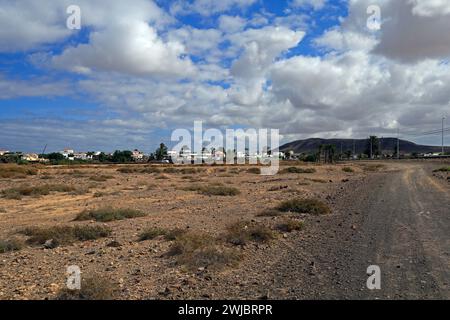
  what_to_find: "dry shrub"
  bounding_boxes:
[277,198,331,215]
[20,225,111,248]
[1,184,77,199]
[281,167,316,174]
[224,221,275,246]
[75,207,147,222]
[247,167,261,174]
[433,167,450,172]
[183,184,240,196]
[342,167,354,173]
[56,274,115,300]
[276,219,304,232]
[0,238,24,253]
[167,232,240,270]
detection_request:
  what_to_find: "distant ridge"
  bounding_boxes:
[279,138,445,154]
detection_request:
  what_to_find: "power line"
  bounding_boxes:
[401,127,450,137]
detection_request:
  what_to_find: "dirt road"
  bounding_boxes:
[269,162,449,299]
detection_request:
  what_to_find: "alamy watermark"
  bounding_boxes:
[66,5,81,30]
[66,265,81,290]
[366,265,381,290]
[367,5,381,31]
[170,121,280,175]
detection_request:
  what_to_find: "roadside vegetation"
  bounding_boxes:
[224,221,275,246]
[277,198,331,215]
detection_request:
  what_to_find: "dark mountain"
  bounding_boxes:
[280,138,444,155]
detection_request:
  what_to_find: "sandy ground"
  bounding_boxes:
[0,160,448,300]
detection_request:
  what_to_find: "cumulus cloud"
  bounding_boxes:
[227,26,305,106]
[0,1,69,52]
[52,20,194,77]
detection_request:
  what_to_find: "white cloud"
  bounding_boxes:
[52,20,194,77]
[218,15,247,33]
[0,75,70,99]
[410,0,450,17]
[0,1,69,52]
[291,0,327,10]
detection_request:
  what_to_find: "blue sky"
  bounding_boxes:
[0,0,449,153]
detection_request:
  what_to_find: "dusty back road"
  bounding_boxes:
[269,161,450,300]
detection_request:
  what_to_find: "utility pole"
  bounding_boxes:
[370,137,373,159]
[380,136,383,158]
[443,117,446,155]
[353,140,356,159]
[397,128,400,160]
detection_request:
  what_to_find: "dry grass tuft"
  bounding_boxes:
[433,166,450,172]
[276,219,304,232]
[75,207,147,222]
[0,165,38,179]
[167,232,240,270]
[281,167,316,174]
[183,184,240,196]
[1,184,78,199]
[0,238,24,253]
[277,198,331,215]
[224,221,275,246]
[20,225,111,248]
[247,167,261,174]
[56,274,116,300]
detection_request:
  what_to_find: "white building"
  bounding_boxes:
[60,149,75,159]
[132,149,144,161]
